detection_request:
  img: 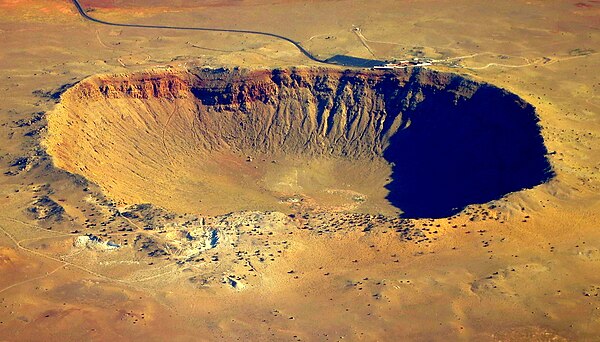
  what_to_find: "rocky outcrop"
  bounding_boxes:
[75,71,192,100]
[27,196,65,221]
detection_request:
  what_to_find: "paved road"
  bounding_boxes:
[70,0,330,65]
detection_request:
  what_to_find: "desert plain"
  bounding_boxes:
[0,0,599,341]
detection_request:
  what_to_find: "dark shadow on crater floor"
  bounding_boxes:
[384,85,554,218]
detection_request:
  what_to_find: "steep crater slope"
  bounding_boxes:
[44,67,552,218]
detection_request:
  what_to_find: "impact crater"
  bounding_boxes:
[44,67,553,217]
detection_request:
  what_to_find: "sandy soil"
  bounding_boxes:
[0,0,599,340]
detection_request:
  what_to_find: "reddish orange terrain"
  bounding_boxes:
[0,0,599,341]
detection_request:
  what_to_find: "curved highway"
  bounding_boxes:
[71,0,330,64]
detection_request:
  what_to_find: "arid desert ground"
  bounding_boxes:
[0,0,599,341]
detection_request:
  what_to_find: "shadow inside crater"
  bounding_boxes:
[383,85,554,218]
